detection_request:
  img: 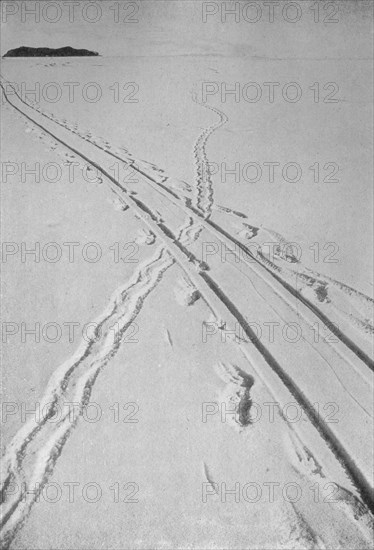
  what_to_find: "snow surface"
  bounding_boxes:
[1,1,373,548]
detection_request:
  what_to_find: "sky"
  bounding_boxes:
[1,1,218,57]
[1,1,372,59]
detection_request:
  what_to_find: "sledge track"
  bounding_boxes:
[3,76,372,370]
[1,85,372,380]
[1,81,373,525]
[3,79,372,421]
[0,249,174,548]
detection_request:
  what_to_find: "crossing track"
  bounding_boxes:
[1,77,373,545]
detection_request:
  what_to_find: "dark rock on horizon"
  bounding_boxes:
[3,46,99,57]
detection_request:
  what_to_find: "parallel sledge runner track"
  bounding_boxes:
[1,77,373,547]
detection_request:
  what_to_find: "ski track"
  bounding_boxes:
[287,430,374,546]
[2,78,373,422]
[1,77,374,544]
[213,205,374,338]
[0,79,229,548]
[22,83,372,358]
[0,79,215,548]
[1,79,372,410]
[3,73,372,346]
[0,247,174,548]
[51,110,372,360]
